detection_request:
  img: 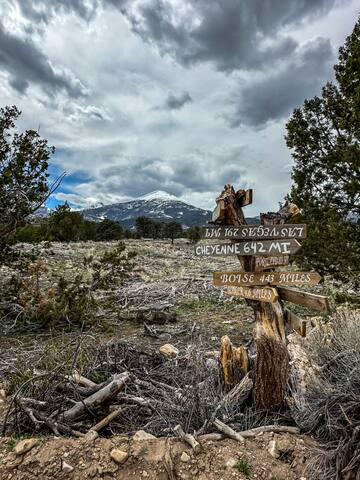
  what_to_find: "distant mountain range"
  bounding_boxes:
[36,190,259,228]
[81,190,212,228]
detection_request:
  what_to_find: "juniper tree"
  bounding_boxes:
[285,18,360,283]
[0,106,62,242]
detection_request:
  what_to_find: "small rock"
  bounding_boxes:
[142,471,149,478]
[84,430,99,442]
[62,461,74,473]
[159,343,179,357]
[225,458,237,468]
[14,438,39,456]
[110,449,129,464]
[268,439,279,458]
[181,452,191,463]
[133,430,156,441]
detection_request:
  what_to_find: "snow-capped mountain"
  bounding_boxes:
[81,191,212,228]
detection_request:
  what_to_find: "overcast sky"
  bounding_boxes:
[0,0,358,215]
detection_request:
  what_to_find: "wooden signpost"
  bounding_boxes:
[195,239,301,256]
[201,224,307,240]
[199,184,330,410]
[226,286,279,303]
[255,255,289,271]
[213,271,321,287]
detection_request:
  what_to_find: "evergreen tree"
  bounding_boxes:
[186,226,201,244]
[0,106,61,241]
[163,221,183,244]
[95,219,123,241]
[285,18,360,283]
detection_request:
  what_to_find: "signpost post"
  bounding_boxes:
[199,184,330,409]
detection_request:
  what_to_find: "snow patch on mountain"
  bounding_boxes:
[138,190,179,202]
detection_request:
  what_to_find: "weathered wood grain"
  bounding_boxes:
[237,189,253,207]
[225,285,279,303]
[285,309,307,337]
[212,199,225,223]
[195,239,301,256]
[278,287,330,312]
[213,271,321,287]
[201,224,306,240]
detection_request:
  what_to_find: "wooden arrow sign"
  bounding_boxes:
[194,239,301,256]
[255,255,290,271]
[201,224,306,240]
[225,285,279,303]
[278,287,330,312]
[213,271,321,287]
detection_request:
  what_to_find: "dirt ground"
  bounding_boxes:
[0,430,313,480]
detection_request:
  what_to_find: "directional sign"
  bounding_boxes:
[201,224,306,240]
[278,287,330,312]
[194,239,301,257]
[255,255,289,271]
[225,286,279,303]
[213,271,321,287]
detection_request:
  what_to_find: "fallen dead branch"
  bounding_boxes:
[88,408,123,433]
[173,424,201,452]
[63,372,132,421]
[213,418,245,443]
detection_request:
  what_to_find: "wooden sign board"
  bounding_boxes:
[278,287,330,312]
[225,285,278,303]
[237,189,253,207]
[201,224,306,240]
[194,239,301,257]
[285,309,307,337]
[213,271,321,287]
[255,255,289,271]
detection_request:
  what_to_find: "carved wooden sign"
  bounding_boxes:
[213,271,321,287]
[195,239,301,256]
[278,287,330,312]
[226,286,279,303]
[201,224,306,240]
[255,255,289,271]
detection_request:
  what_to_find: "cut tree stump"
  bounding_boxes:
[219,335,249,386]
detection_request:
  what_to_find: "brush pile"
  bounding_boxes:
[3,338,289,440]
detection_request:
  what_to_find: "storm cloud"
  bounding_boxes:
[227,37,334,128]
[0,20,88,97]
[116,0,346,71]
[0,0,357,213]
[165,92,192,110]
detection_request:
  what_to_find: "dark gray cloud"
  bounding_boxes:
[0,21,88,97]
[165,92,192,110]
[89,147,249,200]
[115,0,345,71]
[14,0,99,24]
[226,37,333,128]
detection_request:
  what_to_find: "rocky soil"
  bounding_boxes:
[0,429,313,480]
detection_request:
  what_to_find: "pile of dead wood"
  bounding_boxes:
[2,339,295,440]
